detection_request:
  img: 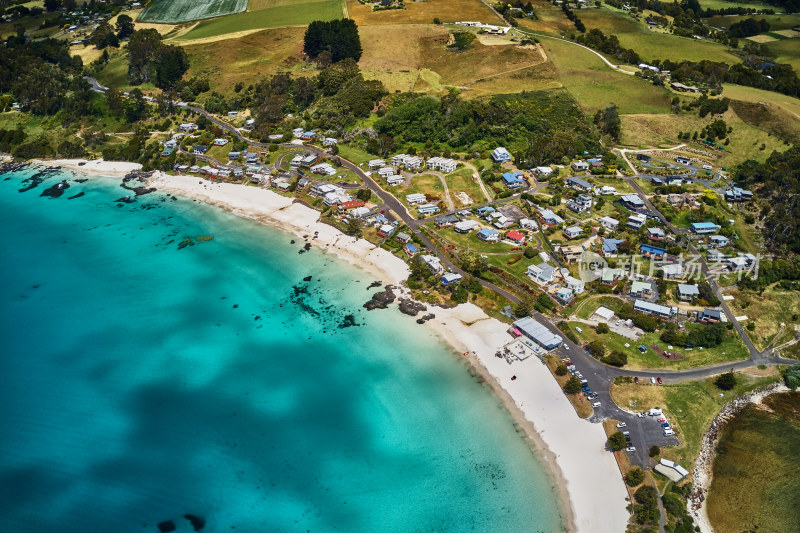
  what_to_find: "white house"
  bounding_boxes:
[534,166,553,177]
[519,218,538,230]
[628,213,647,229]
[392,154,423,170]
[427,157,458,173]
[571,160,589,171]
[421,255,444,273]
[527,263,556,285]
[599,216,620,231]
[564,226,583,239]
[367,159,386,170]
[377,166,395,179]
[406,193,427,205]
[454,220,479,233]
[417,203,440,216]
[565,276,585,294]
[491,147,512,162]
[385,175,404,186]
[179,123,197,132]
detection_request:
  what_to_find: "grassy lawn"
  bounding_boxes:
[765,38,800,72]
[177,0,344,41]
[705,13,800,31]
[565,319,750,370]
[432,225,513,254]
[336,144,374,166]
[347,0,501,26]
[610,372,781,476]
[401,173,448,207]
[516,3,573,34]
[572,295,629,319]
[445,167,486,205]
[727,288,800,350]
[540,37,673,114]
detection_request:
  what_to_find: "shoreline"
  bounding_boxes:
[35,164,629,532]
[689,382,790,533]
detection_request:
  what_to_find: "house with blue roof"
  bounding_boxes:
[477,206,496,216]
[501,172,525,189]
[709,235,729,247]
[491,147,512,162]
[691,222,720,234]
[404,243,419,256]
[477,228,500,242]
[640,244,667,260]
[601,238,625,256]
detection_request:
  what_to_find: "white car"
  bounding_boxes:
[622,431,630,436]
[625,446,636,452]
[664,429,675,436]
[564,345,569,350]
[650,377,657,384]
[637,412,646,418]
[592,402,601,407]
[616,422,627,429]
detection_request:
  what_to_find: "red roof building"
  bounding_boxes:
[506,230,526,243]
[337,200,366,211]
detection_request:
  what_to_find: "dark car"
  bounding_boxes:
[634,377,639,384]
[657,377,663,384]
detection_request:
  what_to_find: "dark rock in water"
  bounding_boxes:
[303,275,312,282]
[157,520,176,533]
[183,514,206,531]
[115,196,135,204]
[77,161,86,166]
[233,304,239,308]
[398,298,427,317]
[339,314,359,328]
[18,167,59,192]
[67,192,85,200]
[363,286,396,310]
[121,170,156,195]
[40,180,70,198]
[74,178,88,183]
[290,240,296,244]
[367,281,382,290]
[298,243,312,254]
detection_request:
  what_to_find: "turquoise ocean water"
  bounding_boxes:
[0,166,564,532]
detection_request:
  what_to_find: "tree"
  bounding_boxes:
[603,350,627,367]
[344,217,363,237]
[608,431,627,451]
[127,29,164,84]
[784,366,800,390]
[587,340,605,359]
[649,445,660,457]
[115,14,135,40]
[555,364,569,376]
[303,19,362,62]
[626,467,645,486]
[714,370,737,391]
[154,45,189,89]
[523,246,536,259]
[43,0,60,11]
[564,375,582,394]
[596,322,609,334]
[594,103,621,141]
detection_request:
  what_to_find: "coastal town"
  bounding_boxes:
[2,0,800,530]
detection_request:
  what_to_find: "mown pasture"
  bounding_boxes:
[139,0,248,24]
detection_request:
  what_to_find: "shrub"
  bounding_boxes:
[649,445,660,457]
[555,364,569,376]
[596,322,609,334]
[608,431,627,451]
[714,370,737,391]
[783,366,800,390]
[564,375,581,394]
[635,485,658,507]
[603,350,628,367]
[626,467,645,486]
[587,340,605,358]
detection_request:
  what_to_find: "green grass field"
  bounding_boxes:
[766,37,800,71]
[139,0,248,23]
[540,37,673,114]
[705,13,800,31]
[176,0,344,41]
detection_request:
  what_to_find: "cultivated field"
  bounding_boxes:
[346,0,501,25]
[541,37,673,114]
[766,37,800,71]
[705,13,800,31]
[516,1,573,34]
[139,0,248,24]
[176,0,344,41]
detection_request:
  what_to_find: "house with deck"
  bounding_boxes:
[491,147,511,162]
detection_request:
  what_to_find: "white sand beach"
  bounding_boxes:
[52,167,629,532]
[42,158,144,177]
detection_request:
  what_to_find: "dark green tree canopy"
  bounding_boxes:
[304,19,362,63]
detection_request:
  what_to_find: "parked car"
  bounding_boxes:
[657,418,666,423]
[661,423,670,428]
[575,372,583,379]
[622,431,630,436]
[650,377,657,384]
[592,402,601,407]
[616,422,627,429]
[564,345,569,350]
[589,392,599,399]
[625,447,636,452]
[657,377,663,384]
[637,412,646,418]
[634,377,639,384]
[664,429,675,436]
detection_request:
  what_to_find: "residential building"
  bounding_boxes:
[434,214,459,227]
[505,230,526,245]
[421,254,444,273]
[671,81,699,92]
[564,226,583,239]
[491,147,511,162]
[539,208,564,226]
[599,216,620,231]
[349,206,371,218]
[228,151,241,160]
[179,123,197,132]
[391,154,423,170]
[454,220,479,233]
[528,263,556,285]
[567,176,592,191]
[571,161,589,172]
[337,200,366,212]
[596,185,616,195]
[406,193,427,205]
[725,187,753,202]
[634,299,673,318]
[727,254,756,272]
[377,166,395,179]
[628,213,647,229]
[395,232,411,243]
[323,137,338,146]
[476,228,500,242]
[310,163,337,176]
[709,235,729,247]
[417,203,440,216]
[377,224,395,238]
[192,145,208,155]
[640,244,667,260]
[691,222,720,234]
[292,128,304,138]
[245,153,259,164]
[647,227,666,241]
[560,245,583,263]
[213,138,228,146]
[519,218,538,230]
[441,273,463,285]
[310,182,339,198]
[501,171,525,189]
[601,267,624,285]
[367,159,386,170]
[513,316,562,350]
[630,280,653,297]
[675,157,691,165]
[621,194,645,211]
[677,284,700,301]
[534,166,553,177]
[601,238,624,256]
[385,175,405,186]
[698,308,722,324]
[565,276,585,294]
[554,287,574,304]
[661,263,684,279]
[476,206,495,216]
[493,215,514,229]
[404,243,419,256]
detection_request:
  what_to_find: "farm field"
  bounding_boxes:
[176,0,344,41]
[705,13,800,31]
[346,0,500,26]
[721,83,800,127]
[619,108,790,164]
[540,37,673,114]
[139,0,247,24]
[766,37,800,71]
[183,27,308,94]
[516,1,573,34]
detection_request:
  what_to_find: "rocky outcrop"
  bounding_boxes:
[363,286,397,310]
